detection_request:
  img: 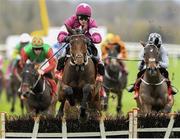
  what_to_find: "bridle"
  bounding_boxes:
[141,44,166,86]
[67,34,90,70]
[21,66,46,96]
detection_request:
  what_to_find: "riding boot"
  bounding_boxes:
[167,80,177,103]
[96,61,104,82]
[46,78,57,96]
[57,57,65,71]
[118,61,128,75]
[97,60,105,76]
[127,84,135,92]
[55,57,65,80]
[127,78,141,98]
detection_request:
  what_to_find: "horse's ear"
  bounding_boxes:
[140,41,146,47]
[65,24,75,35]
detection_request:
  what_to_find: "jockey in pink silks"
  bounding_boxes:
[55,3,105,83]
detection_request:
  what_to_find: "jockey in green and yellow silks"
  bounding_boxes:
[20,36,57,96]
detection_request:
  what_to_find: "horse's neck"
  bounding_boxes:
[64,58,96,81]
[106,65,120,76]
[144,69,163,83]
[33,77,44,93]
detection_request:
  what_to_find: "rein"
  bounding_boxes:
[140,78,166,86]
[39,43,68,69]
[105,69,122,82]
[23,74,46,96]
[67,54,90,66]
[105,56,141,61]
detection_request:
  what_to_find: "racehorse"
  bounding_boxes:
[103,44,127,114]
[9,60,24,114]
[20,61,57,116]
[136,43,173,113]
[57,25,101,122]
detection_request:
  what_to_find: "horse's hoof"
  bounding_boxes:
[104,104,108,111]
[79,113,89,123]
[10,108,14,113]
[116,106,122,113]
[56,112,64,119]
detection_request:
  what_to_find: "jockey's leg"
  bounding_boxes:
[159,68,177,99]
[133,77,142,99]
[44,72,57,97]
[127,69,145,93]
[88,43,105,82]
[55,47,67,80]
[92,54,104,82]
[118,60,128,75]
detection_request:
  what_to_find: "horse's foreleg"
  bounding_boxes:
[81,84,92,109]
[10,89,17,113]
[142,103,151,113]
[79,84,92,122]
[117,91,123,114]
[20,99,24,115]
[163,96,174,113]
[64,86,75,106]
[104,88,110,111]
[57,100,65,118]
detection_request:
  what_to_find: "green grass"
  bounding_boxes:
[0,58,180,116]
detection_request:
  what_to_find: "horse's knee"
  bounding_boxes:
[64,87,73,96]
[83,84,92,94]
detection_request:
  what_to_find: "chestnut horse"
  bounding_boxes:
[137,43,173,113]
[57,26,101,121]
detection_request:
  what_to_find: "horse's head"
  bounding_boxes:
[21,61,39,98]
[106,44,120,72]
[143,43,160,76]
[65,25,88,66]
[69,34,88,65]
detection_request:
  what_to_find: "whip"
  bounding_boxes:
[39,43,68,69]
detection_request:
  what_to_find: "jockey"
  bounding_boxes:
[128,32,177,100]
[101,33,128,74]
[20,36,57,96]
[56,3,104,82]
[11,33,31,73]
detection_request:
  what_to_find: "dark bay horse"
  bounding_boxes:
[103,45,127,114]
[137,43,173,113]
[9,60,24,114]
[57,26,101,121]
[20,61,57,116]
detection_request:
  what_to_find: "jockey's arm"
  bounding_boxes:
[159,47,169,69]
[57,16,75,43]
[43,48,56,73]
[20,48,28,68]
[89,27,102,44]
[119,41,128,59]
[138,49,145,70]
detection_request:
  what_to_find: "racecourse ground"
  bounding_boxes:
[0,57,180,115]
